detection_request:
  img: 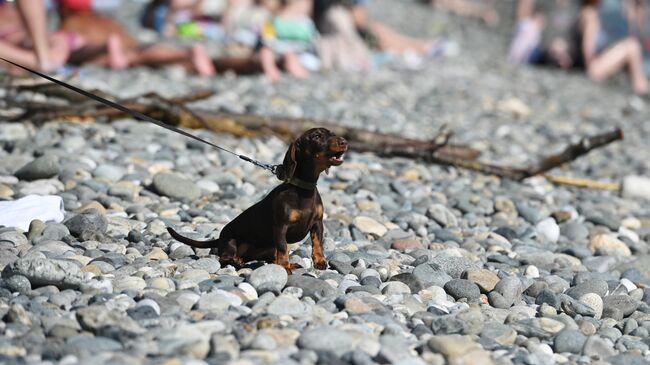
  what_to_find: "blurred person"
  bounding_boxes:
[507,0,576,69]
[574,0,648,94]
[314,2,370,71]
[141,0,228,38]
[0,0,71,73]
[58,0,215,75]
[257,0,317,81]
[315,0,450,57]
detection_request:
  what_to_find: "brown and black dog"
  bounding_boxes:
[167,128,348,272]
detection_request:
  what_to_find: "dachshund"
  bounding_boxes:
[167,128,348,272]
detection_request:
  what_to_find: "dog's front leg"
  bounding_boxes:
[310,221,327,270]
[272,224,300,273]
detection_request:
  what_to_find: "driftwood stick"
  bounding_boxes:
[430,128,623,181]
[543,175,620,190]
[526,128,624,177]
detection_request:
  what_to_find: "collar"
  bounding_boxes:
[286,177,318,190]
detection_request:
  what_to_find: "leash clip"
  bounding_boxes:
[239,155,282,180]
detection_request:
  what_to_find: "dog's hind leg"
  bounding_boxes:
[218,238,245,268]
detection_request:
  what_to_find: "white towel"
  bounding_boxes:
[0,195,65,231]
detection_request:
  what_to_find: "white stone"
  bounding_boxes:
[536,218,559,243]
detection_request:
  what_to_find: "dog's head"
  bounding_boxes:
[277,128,348,181]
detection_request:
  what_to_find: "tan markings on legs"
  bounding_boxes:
[311,224,327,270]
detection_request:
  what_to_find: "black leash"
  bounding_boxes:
[1,57,281,177]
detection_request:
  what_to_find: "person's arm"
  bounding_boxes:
[581,8,600,66]
[15,0,51,71]
[516,0,535,21]
[350,4,369,28]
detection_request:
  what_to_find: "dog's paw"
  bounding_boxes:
[313,259,328,270]
[283,263,302,274]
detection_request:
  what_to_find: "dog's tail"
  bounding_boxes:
[166,227,219,248]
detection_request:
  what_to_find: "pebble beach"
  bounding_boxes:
[2,1,650,364]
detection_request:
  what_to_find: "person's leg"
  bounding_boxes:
[0,34,70,73]
[367,21,431,54]
[15,0,52,71]
[259,46,282,82]
[0,41,40,73]
[283,52,309,79]
[107,33,130,69]
[190,44,216,76]
[588,37,649,94]
[434,0,499,26]
[128,43,215,76]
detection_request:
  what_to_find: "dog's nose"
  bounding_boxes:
[337,138,348,149]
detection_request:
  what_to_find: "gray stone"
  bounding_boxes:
[412,263,452,288]
[381,281,411,295]
[267,295,311,317]
[76,305,145,336]
[553,329,587,354]
[602,295,638,317]
[93,165,125,181]
[493,276,521,307]
[64,209,108,241]
[607,353,648,365]
[190,258,221,274]
[566,279,609,300]
[14,155,59,181]
[286,275,336,301]
[582,335,616,359]
[480,322,517,345]
[248,264,288,292]
[389,272,423,293]
[444,279,480,301]
[427,204,458,227]
[152,172,202,201]
[429,256,478,279]
[0,231,28,247]
[2,257,83,289]
[3,275,31,294]
[39,224,70,241]
[297,326,354,356]
[65,335,123,354]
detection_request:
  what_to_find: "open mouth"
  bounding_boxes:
[328,150,346,165]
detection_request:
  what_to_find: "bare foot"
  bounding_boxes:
[191,44,216,76]
[284,53,309,79]
[107,34,129,70]
[42,32,74,71]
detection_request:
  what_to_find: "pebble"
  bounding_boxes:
[553,329,587,354]
[14,155,60,181]
[353,216,388,237]
[248,264,288,293]
[2,257,83,289]
[64,208,108,241]
[444,279,480,301]
[602,295,638,318]
[589,234,632,257]
[536,218,560,243]
[579,293,604,319]
[463,268,500,292]
[152,172,202,201]
[297,326,354,356]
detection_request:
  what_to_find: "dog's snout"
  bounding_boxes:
[336,137,348,149]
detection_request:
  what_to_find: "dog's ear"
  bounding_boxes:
[277,140,298,181]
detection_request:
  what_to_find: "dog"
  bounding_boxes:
[167,128,348,273]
